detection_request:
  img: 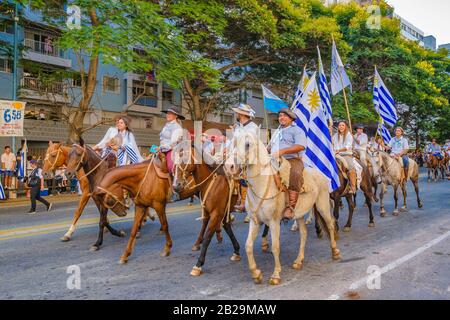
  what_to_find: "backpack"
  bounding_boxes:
[28,169,40,188]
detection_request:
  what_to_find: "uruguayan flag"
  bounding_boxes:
[373,67,397,127]
[377,121,392,145]
[303,74,340,192]
[19,139,27,179]
[0,180,5,200]
[317,46,332,124]
[330,39,352,96]
[261,85,288,113]
[117,145,140,166]
[292,70,313,136]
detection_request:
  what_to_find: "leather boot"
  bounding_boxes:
[283,190,299,220]
[348,171,357,194]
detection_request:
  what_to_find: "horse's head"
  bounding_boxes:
[43,141,65,179]
[367,148,382,182]
[172,145,196,193]
[65,144,87,179]
[94,184,128,217]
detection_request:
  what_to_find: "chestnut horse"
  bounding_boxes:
[94,154,174,263]
[65,142,127,250]
[172,146,241,276]
[427,154,445,182]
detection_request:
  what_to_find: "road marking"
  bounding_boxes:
[0,204,201,241]
[328,229,450,300]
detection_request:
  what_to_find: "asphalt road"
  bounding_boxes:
[0,169,449,300]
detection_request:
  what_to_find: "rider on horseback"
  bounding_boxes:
[332,121,358,194]
[159,107,185,174]
[385,127,409,181]
[268,108,306,220]
[427,138,443,161]
[354,124,368,163]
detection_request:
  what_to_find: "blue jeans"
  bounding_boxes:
[402,156,409,168]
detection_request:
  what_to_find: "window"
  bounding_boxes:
[132,80,157,107]
[0,20,14,34]
[71,73,85,87]
[220,114,233,125]
[0,57,12,73]
[162,90,173,103]
[144,117,153,129]
[103,76,120,93]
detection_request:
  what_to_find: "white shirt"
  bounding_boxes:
[226,120,261,150]
[354,133,368,151]
[333,132,354,156]
[1,152,16,170]
[96,127,143,164]
[160,120,184,152]
[388,136,409,156]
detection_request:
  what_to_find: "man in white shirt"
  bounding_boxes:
[386,127,410,180]
[354,124,368,164]
[1,146,16,189]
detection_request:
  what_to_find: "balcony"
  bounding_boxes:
[19,76,68,103]
[22,39,72,68]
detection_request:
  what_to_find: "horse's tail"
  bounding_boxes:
[314,205,339,241]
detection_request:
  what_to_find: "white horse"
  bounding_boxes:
[226,132,340,285]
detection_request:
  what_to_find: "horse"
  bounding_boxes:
[427,154,444,182]
[330,156,375,232]
[172,145,242,276]
[377,151,423,216]
[65,142,127,250]
[43,141,121,242]
[226,132,340,285]
[94,153,174,263]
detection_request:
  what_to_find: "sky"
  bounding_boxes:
[386,0,450,46]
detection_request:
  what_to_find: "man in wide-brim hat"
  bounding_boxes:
[162,107,186,121]
[269,107,306,220]
[354,123,368,163]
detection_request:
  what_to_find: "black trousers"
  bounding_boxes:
[30,186,50,211]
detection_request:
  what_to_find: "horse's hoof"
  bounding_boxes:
[119,230,126,237]
[343,226,351,232]
[89,245,99,252]
[368,222,375,228]
[380,211,386,217]
[119,258,128,265]
[269,277,281,285]
[191,244,201,251]
[217,238,223,244]
[136,232,141,239]
[400,206,408,212]
[261,243,269,253]
[292,262,302,270]
[252,270,263,284]
[160,248,171,257]
[190,266,202,276]
[149,215,156,222]
[418,202,423,208]
[373,197,379,203]
[244,216,250,223]
[230,253,241,262]
[393,210,399,216]
[332,249,341,260]
[60,236,71,242]
[305,219,313,225]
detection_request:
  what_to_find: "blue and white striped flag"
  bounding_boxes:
[292,69,312,136]
[0,180,5,200]
[317,46,332,124]
[261,85,288,113]
[19,139,27,178]
[373,67,397,127]
[330,39,352,96]
[304,74,340,192]
[377,121,392,145]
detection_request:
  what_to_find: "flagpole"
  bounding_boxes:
[340,76,352,134]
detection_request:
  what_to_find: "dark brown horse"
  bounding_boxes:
[172,146,242,276]
[94,154,174,263]
[328,157,375,233]
[65,142,127,250]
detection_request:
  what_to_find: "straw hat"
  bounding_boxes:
[231,103,256,118]
[162,107,185,120]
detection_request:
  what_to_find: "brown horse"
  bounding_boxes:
[42,141,117,241]
[427,154,445,182]
[329,157,375,233]
[65,142,127,250]
[94,154,174,263]
[172,146,241,276]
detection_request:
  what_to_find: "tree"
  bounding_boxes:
[20,0,191,142]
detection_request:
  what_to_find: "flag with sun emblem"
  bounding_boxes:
[303,74,340,192]
[292,69,313,136]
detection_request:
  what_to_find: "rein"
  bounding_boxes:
[73,145,110,180]
[44,147,63,171]
[96,186,129,210]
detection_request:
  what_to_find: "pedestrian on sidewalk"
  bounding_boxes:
[1,146,16,189]
[26,160,52,215]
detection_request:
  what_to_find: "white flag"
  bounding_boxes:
[330,39,352,96]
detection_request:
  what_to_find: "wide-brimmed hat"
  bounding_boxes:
[231,103,255,118]
[278,108,297,120]
[162,107,185,120]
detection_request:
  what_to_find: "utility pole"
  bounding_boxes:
[11,2,19,153]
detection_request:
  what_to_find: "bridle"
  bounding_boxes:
[96,186,129,211]
[44,146,63,171]
[72,144,87,172]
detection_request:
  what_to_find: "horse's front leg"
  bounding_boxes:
[192,218,209,251]
[372,180,379,202]
[61,191,90,242]
[293,217,307,270]
[392,185,399,216]
[379,183,387,217]
[333,198,340,231]
[343,194,355,232]
[400,183,408,212]
[268,219,281,285]
[153,201,172,257]
[119,205,147,264]
[245,219,262,284]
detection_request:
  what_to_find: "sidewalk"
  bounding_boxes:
[0,193,81,208]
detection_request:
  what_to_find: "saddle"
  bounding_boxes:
[154,152,171,180]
